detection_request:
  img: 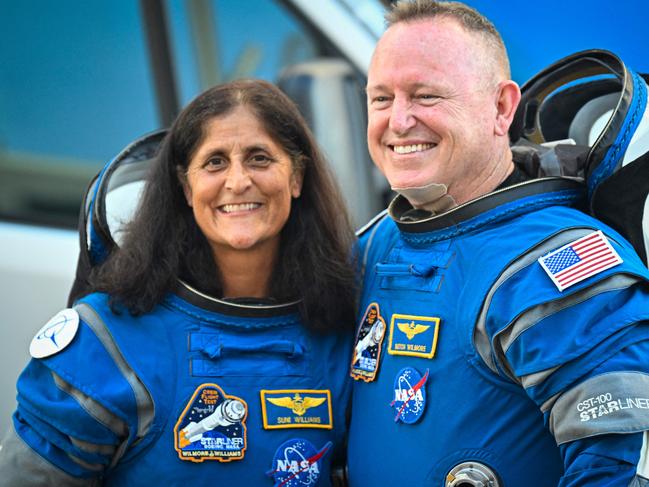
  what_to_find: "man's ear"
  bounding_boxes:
[494,80,522,136]
[177,166,193,206]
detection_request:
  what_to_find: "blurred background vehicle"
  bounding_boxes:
[0,0,646,436]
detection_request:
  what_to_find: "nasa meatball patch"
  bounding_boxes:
[174,383,248,462]
[390,367,429,424]
[30,308,79,358]
[267,439,332,487]
[350,302,387,382]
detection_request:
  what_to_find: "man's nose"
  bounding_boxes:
[389,97,416,134]
[224,162,252,193]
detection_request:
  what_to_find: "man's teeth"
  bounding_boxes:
[392,143,435,154]
[220,203,260,213]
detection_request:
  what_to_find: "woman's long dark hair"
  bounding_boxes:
[90,80,357,333]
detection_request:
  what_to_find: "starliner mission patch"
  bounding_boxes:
[174,383,248,462]
[350,302,387,382]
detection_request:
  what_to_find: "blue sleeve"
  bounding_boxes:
[559,432,644,486]
[548,338,649,486]
[14,358,124,477]
[510,324,649,486]
[4,308,143,481]
[483,229,649,485]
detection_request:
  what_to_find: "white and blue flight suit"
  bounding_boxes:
[0,283,352,486]
[347,175,649,486]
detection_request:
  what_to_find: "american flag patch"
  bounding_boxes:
[538,231,623,291]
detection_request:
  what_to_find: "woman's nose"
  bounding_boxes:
[224,163,252,193]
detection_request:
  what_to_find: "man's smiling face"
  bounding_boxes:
[366,18,502,200]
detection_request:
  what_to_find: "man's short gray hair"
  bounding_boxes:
[385,0,511,78]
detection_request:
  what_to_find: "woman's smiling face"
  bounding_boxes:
[182,105,302,257]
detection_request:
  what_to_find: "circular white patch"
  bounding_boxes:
[29,308,79,358]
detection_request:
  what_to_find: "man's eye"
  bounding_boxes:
[369,96,392,110]
[416,94,440,102]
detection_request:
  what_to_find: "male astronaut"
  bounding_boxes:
[347,1,649,486]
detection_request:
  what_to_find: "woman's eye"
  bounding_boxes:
[249,154,273,166]
[205,158,226,170]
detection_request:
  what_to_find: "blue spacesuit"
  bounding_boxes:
[2,283,351,486]
[347,177,649,486]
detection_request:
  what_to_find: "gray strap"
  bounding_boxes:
[630,476,649,487]
[356,211,389,305]
[0,424,100,487]
[53,371,127,439]
[636,431,649,480]
[520,365,561,390]
[361,211,388,278]
[549,371,649,444]
[69,437,117,457]
[74,303,154,440]
[474,227,596,375]
[498,273,640,384]
[74,302,155,467]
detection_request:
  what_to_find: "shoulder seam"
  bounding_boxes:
[355,209,389,237]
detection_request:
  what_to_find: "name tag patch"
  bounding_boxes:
[174,383,247,462]
[267,439,332,487]
[350,302,387,382]
[388,314,440,359]
[260,389,333,429]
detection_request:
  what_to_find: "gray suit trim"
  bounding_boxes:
[500,273,640,385]
[520,365,562,390]
[541,391,562,414]
[74,303,154,440]
[0,424,99,487]
[69,436,117,457]
[499,274,639,355]
[636,431,649,481]
[474,227,596,377]
[74,303,155,467]
[52,372,127,439]
[67,451,104,472]
[629,476,649,487]
[549,372,649,444]
[361,212,389,278]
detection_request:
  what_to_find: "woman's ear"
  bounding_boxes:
[291,167,304,199]
[177,166,193,206]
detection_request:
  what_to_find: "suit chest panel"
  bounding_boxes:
[107,308,351,486]
[350,235,561,484]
